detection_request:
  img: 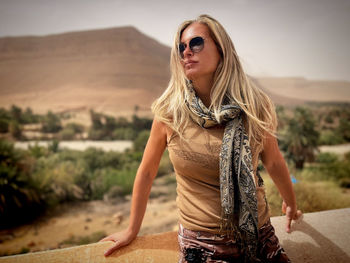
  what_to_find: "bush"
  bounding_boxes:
[31,155,85,205]
[316,152,338,164]
[65,122,84,133]
[133,130,150,151]
[263,174,350,216]
[60,126,76,140]
[28,143,48,158]
[88,128,106,140]
[337,118,350,142]
[0,139,42,228]
[90,167,137,200]
[318,130,345,145]
[113,127,136,140]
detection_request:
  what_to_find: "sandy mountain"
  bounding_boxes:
[0,26,349,122]
[0,26,171,118]
[254,77,350,103]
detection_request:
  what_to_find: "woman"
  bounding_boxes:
[101,14,302,262]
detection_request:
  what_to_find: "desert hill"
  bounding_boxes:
[0,26,349,122]
[0,26,171,117]
[254,77,350,103]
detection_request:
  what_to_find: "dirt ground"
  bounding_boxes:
[0,175,179,256]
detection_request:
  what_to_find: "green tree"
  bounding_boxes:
[0,139,41,227]
[131,115,152,132]
[41,111,62,133]
[10,105,22,123]
[0,118,9,133]
[280,107,319,169]
[22,107,39,124]
[89,109,103,130]
[0,108,11,133]
[9,120,22,139]
[337,118,350,142]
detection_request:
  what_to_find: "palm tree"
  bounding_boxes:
[280,107,319,169]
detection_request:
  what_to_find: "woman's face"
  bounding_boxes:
[180,22,221,81]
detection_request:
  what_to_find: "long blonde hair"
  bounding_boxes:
[152,14,277,156]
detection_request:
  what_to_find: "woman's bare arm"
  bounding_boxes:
[260,132,302,233]
[100,119,168,256]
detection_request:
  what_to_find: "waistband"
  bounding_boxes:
[178,223,238,242]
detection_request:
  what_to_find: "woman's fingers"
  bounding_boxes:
[294,210,303,221]
[281,201,287,214]
[99,236,112,242]
[285,206,293,233]
[104,240,121,257]
[285,207,303,233]
[100,230,135,257]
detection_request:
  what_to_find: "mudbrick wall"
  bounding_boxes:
[1,208,349,263]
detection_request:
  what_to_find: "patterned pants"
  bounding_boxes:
[178,220,291,263]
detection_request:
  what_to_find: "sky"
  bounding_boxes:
[1,0,350,82]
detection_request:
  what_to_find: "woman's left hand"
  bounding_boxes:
[282,201,303,233]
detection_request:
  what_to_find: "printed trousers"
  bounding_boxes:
[178,220,291,263]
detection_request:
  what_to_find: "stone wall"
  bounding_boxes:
[1,208,349,263]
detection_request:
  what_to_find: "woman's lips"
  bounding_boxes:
[184,60,198,68]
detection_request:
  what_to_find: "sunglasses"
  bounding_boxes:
[178,36,205,59]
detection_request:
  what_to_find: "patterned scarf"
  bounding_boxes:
[184,81,259,261]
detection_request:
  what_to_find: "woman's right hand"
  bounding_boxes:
[99,229,136,256]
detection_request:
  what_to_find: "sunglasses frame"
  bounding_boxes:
[178,36,206,59]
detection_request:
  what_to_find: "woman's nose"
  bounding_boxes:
[182,45,193,58]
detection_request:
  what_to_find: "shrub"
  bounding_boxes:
[133,130,150,151]
[318,130,345,145]
[28,143,48,158]
[337,118,350,142]
[316,152,338,164]
[65,122,84,133]
[113,127,136,140]
[0,139,42,228]
[31,155,85,205]
[90,167,138,200]
[88,128,105,140]
[60,126,76,140]
[263,174,350,216]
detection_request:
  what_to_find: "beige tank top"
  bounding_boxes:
[167,119,270,234]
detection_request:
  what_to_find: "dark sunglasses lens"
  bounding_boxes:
[178,43,186,57]
[190,37,204,52]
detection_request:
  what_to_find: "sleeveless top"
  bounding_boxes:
[167,119,270,234]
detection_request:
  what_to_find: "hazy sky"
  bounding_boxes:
[1,0,349,81]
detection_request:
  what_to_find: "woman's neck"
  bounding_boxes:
[192,76,214,108]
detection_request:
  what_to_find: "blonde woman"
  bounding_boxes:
[101,14,302,262]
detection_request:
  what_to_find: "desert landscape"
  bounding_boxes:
[1,25,350,257]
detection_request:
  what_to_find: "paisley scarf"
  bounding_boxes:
[184,81,259,261]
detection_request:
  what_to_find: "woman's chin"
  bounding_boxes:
[184,70,199,80]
